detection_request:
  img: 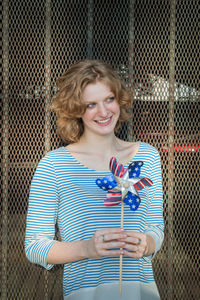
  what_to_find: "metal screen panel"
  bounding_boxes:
[1,0,200,299]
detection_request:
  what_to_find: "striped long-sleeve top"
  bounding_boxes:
[25,142,164,299]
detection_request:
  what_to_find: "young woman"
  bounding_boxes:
[25,59,164,300]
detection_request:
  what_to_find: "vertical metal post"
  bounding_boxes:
[44,0,51,298]
[168,0,176,299]
[127,0,135,142]
[2,1,9,299]
[44,0,51,154]
[87,0,94,58]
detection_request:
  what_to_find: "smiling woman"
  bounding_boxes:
[25,59,164,300]
[50,59,131,144]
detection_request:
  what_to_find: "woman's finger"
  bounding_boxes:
[102,232,127,242]
[123,236,143,245]
[123,249,143,259]
[102,241,125,249]
[123,243,139,252]
[95,229,127,245]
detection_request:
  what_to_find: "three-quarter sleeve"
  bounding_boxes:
[24,155,59,270]
[143,149,164,261]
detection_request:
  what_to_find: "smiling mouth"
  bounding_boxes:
[95,116,112,124]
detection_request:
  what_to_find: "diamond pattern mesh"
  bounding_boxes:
[1,0,199,299]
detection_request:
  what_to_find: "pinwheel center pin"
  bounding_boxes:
[123,182,129,188]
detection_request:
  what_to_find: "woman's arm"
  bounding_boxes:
[47,228,127,264]
[143,148,164,258]
[25,155,59,269]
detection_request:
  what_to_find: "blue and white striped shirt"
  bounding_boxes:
[25,142,164,298]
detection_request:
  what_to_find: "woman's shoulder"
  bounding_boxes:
[37,147,71,166]
[139,141,160,153]
[34,147,80,175]
[137,142,161,165]
[42,147,66,158]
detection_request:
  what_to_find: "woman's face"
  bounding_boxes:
[81,81,120,137]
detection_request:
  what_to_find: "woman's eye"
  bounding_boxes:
[87,103,95,109]
[107,96,115,102]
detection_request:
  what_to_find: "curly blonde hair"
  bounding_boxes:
[50,59,132,143]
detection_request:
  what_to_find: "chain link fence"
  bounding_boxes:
[1,0,200,299]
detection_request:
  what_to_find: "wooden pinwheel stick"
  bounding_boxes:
[119,200,124,296]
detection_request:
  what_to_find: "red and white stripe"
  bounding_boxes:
[134,178,153,191]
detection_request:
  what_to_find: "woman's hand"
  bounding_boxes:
[122,231,155,259]
[47,229,155,264]
[86,228,127,259]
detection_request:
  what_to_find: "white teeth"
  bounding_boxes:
[96,118,110,124]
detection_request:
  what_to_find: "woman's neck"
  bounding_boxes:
[78,132,119,155]
[66,132,139,171]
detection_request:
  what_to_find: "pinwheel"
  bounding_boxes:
[96,157,153,295]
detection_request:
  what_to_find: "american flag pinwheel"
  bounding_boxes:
[96,157,153,211]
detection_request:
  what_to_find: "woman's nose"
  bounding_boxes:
[97,103,107,116]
